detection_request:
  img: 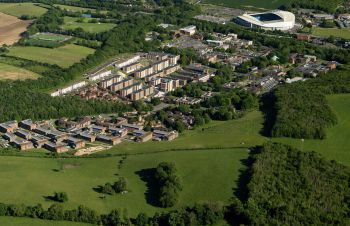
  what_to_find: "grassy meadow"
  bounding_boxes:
[0,148,248,216]
[54,4,107,14]
[0,3,47,18]
[7,44,95,68]
[0,62,39,80]
[0,94,348,219]
[201,0,289,9]
[310,27,350,40]
[0,216,92,226]
[271,93,350,166]
[62,17,115,33]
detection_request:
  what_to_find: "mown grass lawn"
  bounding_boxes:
[310,27,350,40]
[7,44,95,68]
[62,16,116,33]
[0,3,47,18]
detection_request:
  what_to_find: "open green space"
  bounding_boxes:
[0,3,47,18]
[100,110,268,156]
[54,4,107,14]
[62,16,116,33]
[310,27,350,40]
[201,0,289,9]
[272,93,350,166]
[0,94,348,218]
[0,149,248,216]
[31,33,71,42]
[0,62,39,80]
[7,44,95,68]
[0,216,92,226]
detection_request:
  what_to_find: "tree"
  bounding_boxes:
[113,177,127,193]
[53,192,68,203]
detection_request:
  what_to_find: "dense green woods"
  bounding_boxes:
[269,69,350,139]
[285,0,344,13]
[231,143,350,225]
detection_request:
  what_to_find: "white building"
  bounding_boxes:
[236,10,295,31]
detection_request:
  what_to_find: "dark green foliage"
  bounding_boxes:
[52,192,68,203]
[271,70,350,139]
[289,0,343,13]
[136,202,224,226]
[154,162,182,208]
[236,143,350,225]
[113,177,127,193]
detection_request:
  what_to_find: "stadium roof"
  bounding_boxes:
[238,10,295,28]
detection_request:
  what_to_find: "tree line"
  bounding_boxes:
[268,69,350,139]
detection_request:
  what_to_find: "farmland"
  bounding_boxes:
[0,12,31,45]
[201,0,290,9]
[0,62,39,80]
[0,3,47,18]
[7,44,95,68]
[62,16,116,33]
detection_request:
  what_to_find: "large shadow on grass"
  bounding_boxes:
[226,146,261,226]
[135,168,159,207]
[259,92,277,137]
[233,146,260,202]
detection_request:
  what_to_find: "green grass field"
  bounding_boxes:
[0,3,47,17]
[272,93,350,166]
[0,216,92,226]
[201,0,289,9]
[54,4,107,14]
[62,17,115,33]
[0,149,248,216]
[310,27,350,40]
[0,94,348,220]
[32,33,71,42]
[0,62,39,80]
[7,44,95,68]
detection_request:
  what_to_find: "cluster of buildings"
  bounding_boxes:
[290,54,339,77]
[0,116,179,152]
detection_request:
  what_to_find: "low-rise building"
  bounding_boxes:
[79,132,96,142]
[15,129,32,140]
[120,123,143,132]
[133,130,153,142]
[31,135,49,148]
[108,127,128,137]
[153,130,178,141]
[44,142,68,153]
[96,134,121,145]
[65,137,85,149]
[20,119,37,130]
[0,121,18,133]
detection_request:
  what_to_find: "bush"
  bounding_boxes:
[53,192,68,203]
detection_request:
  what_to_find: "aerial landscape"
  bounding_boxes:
[0,0,349,225]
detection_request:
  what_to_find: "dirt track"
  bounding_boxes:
[0,12,32,45]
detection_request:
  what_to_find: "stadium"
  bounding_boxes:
[236,10,295,31]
